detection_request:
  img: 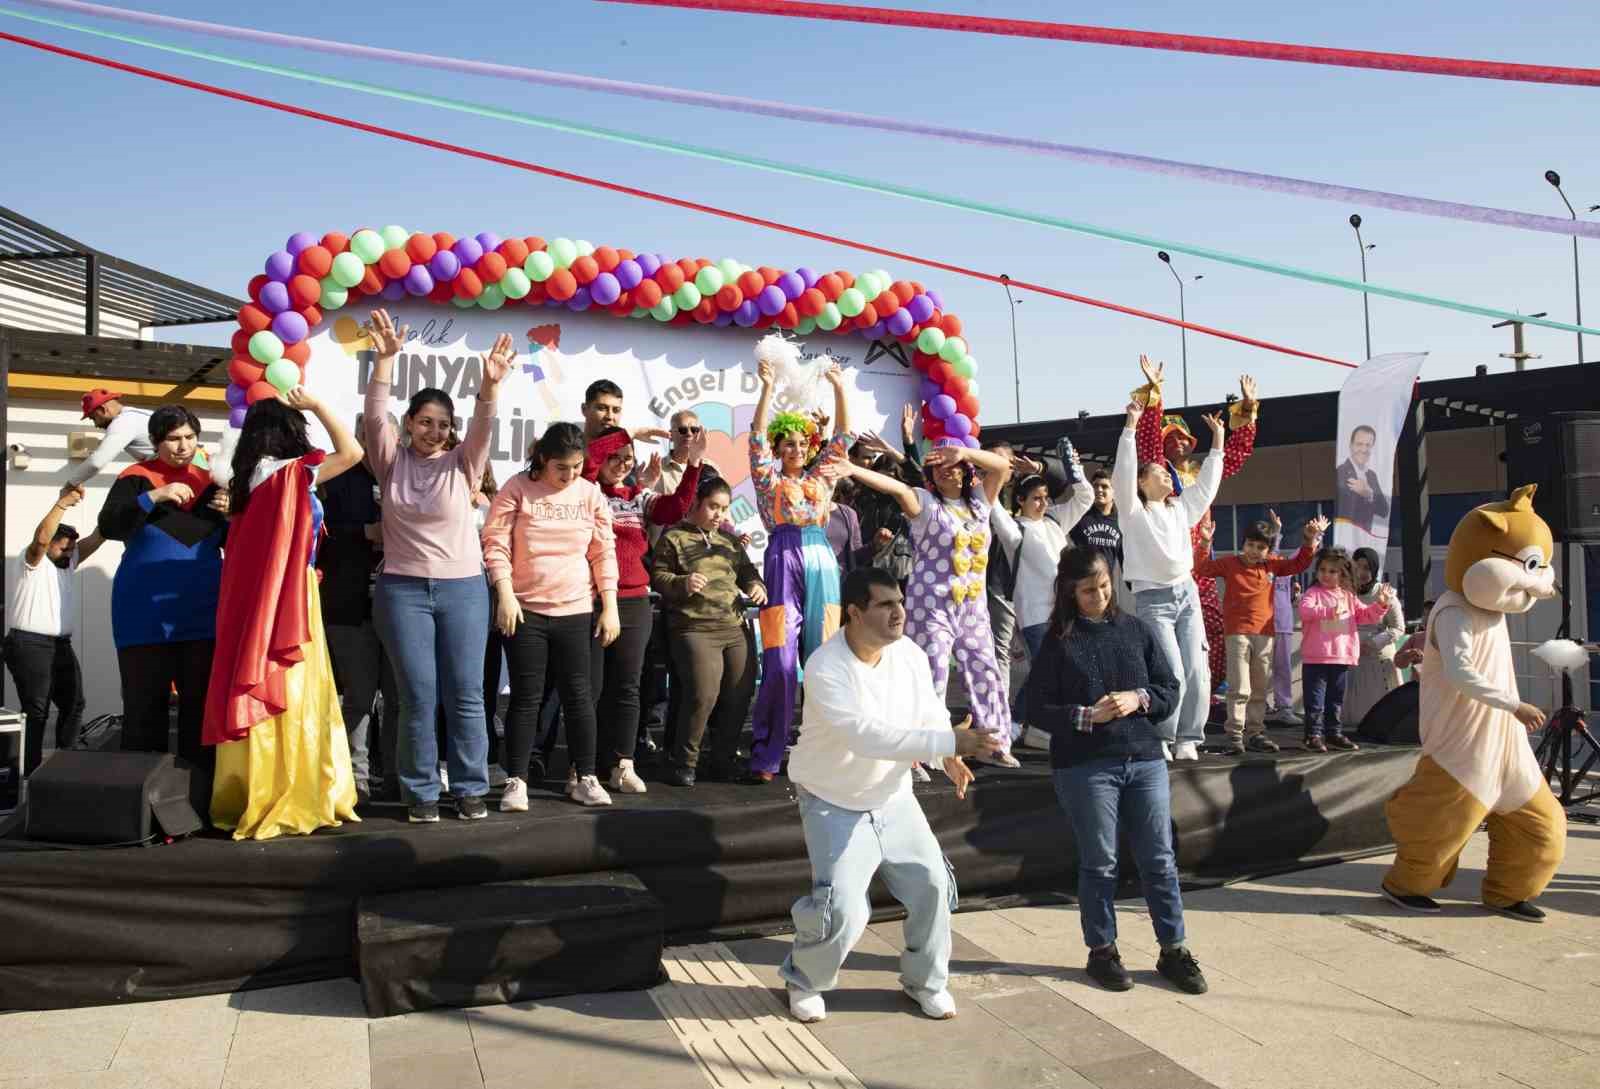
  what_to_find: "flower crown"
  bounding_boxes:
[767,411,819,447]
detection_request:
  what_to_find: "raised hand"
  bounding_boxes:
[56,483,85,509]
[1376,583,1395,608]
[368,309,408,359]
[1239,374,1258,405]
[283,386,321,414]
[636,453,663,491]
[923,444,966,472]
[1196,519,1215,545]
[901,402,917,438]
[1139,354,1164,387]
[757,358,775,388]
[1202,412,1226,444]
[1305,514,1330,543]
[1267,508,1282,537]
[1125,401,1144,428]
[823,360,845,388]
[684,429,708,465]
[482,332,516,388]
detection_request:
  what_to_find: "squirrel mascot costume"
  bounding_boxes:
[1382,485,1566,921]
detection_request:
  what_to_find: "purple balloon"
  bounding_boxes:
[258,280,292,315]
[452,237,484,267]
[380,279,407,301]
[229,405,248,429]
[776,272,805,301]
[907,293,935,323]
[919,377,941,402]
[963,434,981,449]
[713,310,734,327]
[926,289,944,311]
[567,287,593,311]
[945,412,972,438]
[734,300,760,327]
[635,252,662,277]
[756,285,787,317]
[589,272,622,306]
[429,250,461,281]
[285,232,318,257]
[264,250,296,283]
[795,266,818,288]
[225,382,246,408]
[614,258,643,290]
[861,320,887,339]
[475,232,501,254]
[929,394,957,421]
[886,308,914,336]
[404,265,435,296]
[271,310,309,344]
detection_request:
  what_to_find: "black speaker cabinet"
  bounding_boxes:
[26,751,202,845]
[1503,412,1600,543]
[1356,681,1419,746]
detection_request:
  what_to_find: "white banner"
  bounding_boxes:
[1331,351,1427,569]
[298,305,920,558]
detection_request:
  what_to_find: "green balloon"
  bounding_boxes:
[694,266,725,296]
[630,307,649,318]
[318,278,348,310]
[380,225,409,251]
[716,258,742,283]
[350,229,385,264]
[871,268,893,288]
[548,238,578,268]
[837,287,866,318]
[674,283,702,310]
[248,330,283,365]
[500,268,532,299]
[574,239,595,258]
[917,327,946,354]
[451,295,476,309]
[855,272,880,299]
[478,283,506,310]
[264,357,299,393]
[793,316,817,335]
[816,302,842,331]
[651,296,678,321]
[330,251,366,288]
[524,250,555,282]
[939,335,968,363]
[952,356,976,379]
[961,354,979,376]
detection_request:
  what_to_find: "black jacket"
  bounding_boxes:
[1028,611,1178,767]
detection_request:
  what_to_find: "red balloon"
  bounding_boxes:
[297,304,322,330]
[477,252,509,283]
[608,300,634,318]
[654,264,686,292]
[545,268,577,302]
[524,283,548,304]
[929,361,952,385]
[892,281,915,305]
[228,356,265,387]
[359,267,385,296]
[523,235,545,253]
[672,310,694,325]
[321,232,349,256]
[795,288,824,318]
[230,329,251,356]
[296,245,333,279]
[283,340,311,366]
[835,270,855,289]
[693,299,717,323]
[940,314,963,337]
[245,380,278,405]
[428,282,454,304]
[453,268,484,299]
[858,303,879,326]
[632,280,663,309]
[957,394,979,419]
[431,231,456,250]
[817,273,843,299]
[910,280,925,294]
[753,313,776,329]
[497,238,530,266]
[874,290,899,315]
[406,233,438,263]
[288,274,321,309]
[737,271,765,298]
[593,246,620,272]
[238,304,271,334]
[379,250,412,280]
[969,420,981,439]
[617,248,635,261]
[715,285,743,311]
[676,258,700,281]
[779,303,799,327]
[944,375,968,399]
[924,417,946,440]
[758,266,781,285]
[911,351,935,372]
[569,255,599,285]
[247,274,269,302]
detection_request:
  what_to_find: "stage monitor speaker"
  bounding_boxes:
[1502,412,1600,543]
[1357,680,1419,746]
[26,751,202,845]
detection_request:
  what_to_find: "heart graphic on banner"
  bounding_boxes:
[703,429,750,488]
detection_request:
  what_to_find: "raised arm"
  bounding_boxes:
[846,463,922,519]
[284,388,364,485]
[362,309,407,482]
[27,484,84,566]
[65,410,144,486]
[751,357,776,436]
[1048,468,1095,529]
[825,361,851,439]
[456,331,512,488]
[1220,374,1259,481]
[928,443,1010,505]
[1132,355,1166,466]
[1112,404,1142,515]
[1178,413,1226,527]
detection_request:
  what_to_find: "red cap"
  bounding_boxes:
[81,388,123,419]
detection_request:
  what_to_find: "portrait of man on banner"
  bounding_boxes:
[1330,351,1426,562]
[1336,423,1391,537]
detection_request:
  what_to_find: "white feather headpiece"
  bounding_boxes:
[754,333,833,413]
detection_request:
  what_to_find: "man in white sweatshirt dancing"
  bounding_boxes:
[781,566,1000,1024]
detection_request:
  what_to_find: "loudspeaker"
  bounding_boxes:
[1357,680,1419,745]
[26,751,202,845]
[1502,412,1600,542]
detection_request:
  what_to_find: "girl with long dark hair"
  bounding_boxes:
[205,391,365,838]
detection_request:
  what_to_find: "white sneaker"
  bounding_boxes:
[976,751,1022,769]
[1173,741,1200,761]
[788,986,826,1023]
[499,776,528,812]
[571,774,612,807]
[1022,726,1053,751]
[910,763,932,783]
[609,759,648,794]
[905,987,957,1020]
[1162,741,1174,761]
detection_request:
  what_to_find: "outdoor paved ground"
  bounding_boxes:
[3,810,1597,1089]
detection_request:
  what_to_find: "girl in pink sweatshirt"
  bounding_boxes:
[483,423,619,809]
[1297,547,1395,753]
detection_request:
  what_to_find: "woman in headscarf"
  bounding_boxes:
[1343,546,1406,729]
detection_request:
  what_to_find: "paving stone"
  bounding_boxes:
[1073,1050,1219,1089]
[369,1046,482,1089]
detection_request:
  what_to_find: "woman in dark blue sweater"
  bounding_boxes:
[1030,548,1207,995]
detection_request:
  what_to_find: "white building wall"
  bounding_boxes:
[0,280,147,340]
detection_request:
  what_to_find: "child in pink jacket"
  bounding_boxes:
[1297,547,1396,753]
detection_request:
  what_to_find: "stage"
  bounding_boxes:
[0,729,1421,1012]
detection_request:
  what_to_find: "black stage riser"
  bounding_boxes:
[0,745,1420,1011]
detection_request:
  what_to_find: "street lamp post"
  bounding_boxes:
[1544,171,1586,365]
[1155,250,1196,407]
[1349,214,1375,360]
[1000,273,1023,422]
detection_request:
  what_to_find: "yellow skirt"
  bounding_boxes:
[211,573,360,841]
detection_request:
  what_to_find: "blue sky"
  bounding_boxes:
[4,0,1597,422]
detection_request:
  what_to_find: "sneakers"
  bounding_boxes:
[1246,734,1281,753]
[1266,707,1302,726]
[1326,734,1359,751]
[500,776,529,813]
[905,987,957,1019]
[1162,741,1174,762]
[976,751,1022,769]
[457,795,488,821]
[1022,726,1053,751]
[1157,947,1208,994]
[1381,884,1442,913]
[1485,900,1546,923]
[570,774,613,807]
[1086,944,1133,992]
[1172,741,1200,761]
[609,759,648,795]
[1304,735,1329,753]
[910,763,932,783]
[788,986,826,1023]
[407,802,440,823]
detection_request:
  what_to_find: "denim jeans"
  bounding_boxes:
[1014,622,1050,725]
[780,785,957,1001]
[1134,582,1210,744]
[373,574,490,804]
[1053,756,1186,950]
[1303,663,1350,738]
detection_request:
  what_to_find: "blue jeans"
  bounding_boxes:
[1302,663,1349,738]
[780,786,957,1000]
[1054,757,1186,950]
[1134,582,1210,744]
[1014,622,1050,725]
[373,574,491,804]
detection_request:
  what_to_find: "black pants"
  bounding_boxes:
[668,624,756,770]
[590,596,654,772]
[484,625,506,766]
[3,631,84,775]
[117,640,216,805]
[505,611,596,779]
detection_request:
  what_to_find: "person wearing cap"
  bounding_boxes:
[65,389,154,486]
[4,483,103,776]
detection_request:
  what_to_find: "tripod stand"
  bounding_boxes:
[1532,542,1598,808]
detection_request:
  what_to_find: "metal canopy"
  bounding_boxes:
[0,327,231,389]
[0,204,243,331]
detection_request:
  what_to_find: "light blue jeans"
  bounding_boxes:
[780,785,956,1001]
[1134,581,1211,744]
[373,573,490,804]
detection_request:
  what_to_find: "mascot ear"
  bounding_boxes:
[1471,508,1510,535]
[1509,483,1539,510]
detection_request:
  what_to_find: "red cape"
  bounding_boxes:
[202,453,324,746]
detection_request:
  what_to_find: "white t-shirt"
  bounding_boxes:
[787,631,957,811]
[66,405,155,486]
[1112,425,1222,591]
[10,550,76,638]
[991,479,1095,631]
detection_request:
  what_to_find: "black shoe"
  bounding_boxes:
[1326,734,1359,751]
[1085,945,1133,992]
[1485,900,1546,923]
[666,766,697,788]
[1381,884,1441,913]
[1156,947,1208,994]
[456,795,488,821]
[407,803,440,823]
[1221,741,1247,757]
[1246,735,1281,754]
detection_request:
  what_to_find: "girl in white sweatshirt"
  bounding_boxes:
[1113,400,1225,760]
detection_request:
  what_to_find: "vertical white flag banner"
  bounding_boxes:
[1331,351,1427,570]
